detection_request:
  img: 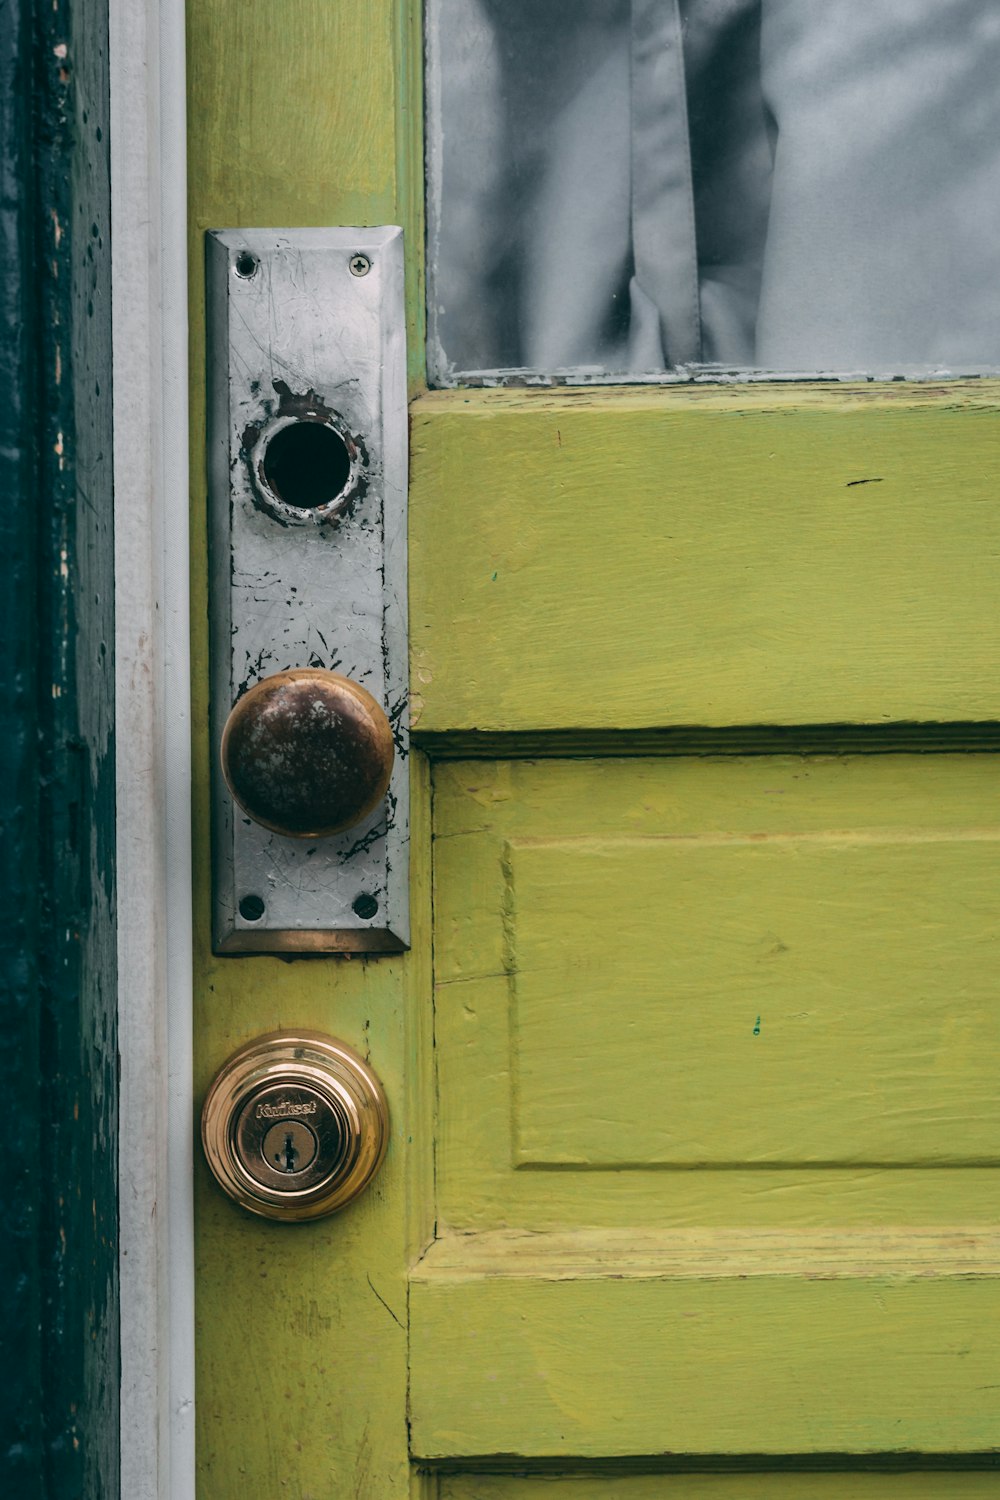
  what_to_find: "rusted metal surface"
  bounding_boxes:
[221,669,394,838]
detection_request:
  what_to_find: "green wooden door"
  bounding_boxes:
[189,4,1000,1496]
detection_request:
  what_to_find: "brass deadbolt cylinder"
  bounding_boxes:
[201,1030,390,1222]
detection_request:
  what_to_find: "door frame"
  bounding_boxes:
[110,0,196,1494]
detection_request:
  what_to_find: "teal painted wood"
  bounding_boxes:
[1,0,45,1486]
[0,0,119,1493]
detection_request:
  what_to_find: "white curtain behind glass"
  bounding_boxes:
[427,0,1000,378]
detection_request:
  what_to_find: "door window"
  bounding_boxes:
[427,0,1000,381]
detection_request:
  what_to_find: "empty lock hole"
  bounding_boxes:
[262,420,352,511]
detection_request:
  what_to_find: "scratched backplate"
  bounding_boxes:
[206,228,409,951]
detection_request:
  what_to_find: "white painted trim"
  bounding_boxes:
[110,0,195,1494]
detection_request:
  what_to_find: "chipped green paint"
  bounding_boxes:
[188,5,430,1497]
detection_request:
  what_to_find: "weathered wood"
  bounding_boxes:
[409,385,1000,732]
[411,1229,1000,1458]
[1,4,44,1484]
[187,2,431,1496]
[1,0,119,1491]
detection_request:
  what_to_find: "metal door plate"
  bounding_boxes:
[206,227,408,953]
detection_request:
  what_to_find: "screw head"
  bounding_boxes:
[349,253,371,277]
[238,893,266,923]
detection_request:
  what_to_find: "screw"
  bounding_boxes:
[234,251,258,279]
[349,253,371,278]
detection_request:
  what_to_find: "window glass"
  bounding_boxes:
[426,0,1000,382]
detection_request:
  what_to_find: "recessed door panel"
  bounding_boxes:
[434,754,1000,1222]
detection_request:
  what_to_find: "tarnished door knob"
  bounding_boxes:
[221,668,394,838]
[201,1030,390,1222]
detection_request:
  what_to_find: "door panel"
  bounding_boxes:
[187,1,1000,1494]
[412,1241,1000,1457]
[432,756,1000,1184]
[409,389,1000,732]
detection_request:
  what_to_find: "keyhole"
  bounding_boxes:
[259,1118,318,1176]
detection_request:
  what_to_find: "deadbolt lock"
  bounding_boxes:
[201,1030,389,1221]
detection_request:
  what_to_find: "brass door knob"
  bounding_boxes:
[201,1030,389,1222]
[221,668,394,838]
